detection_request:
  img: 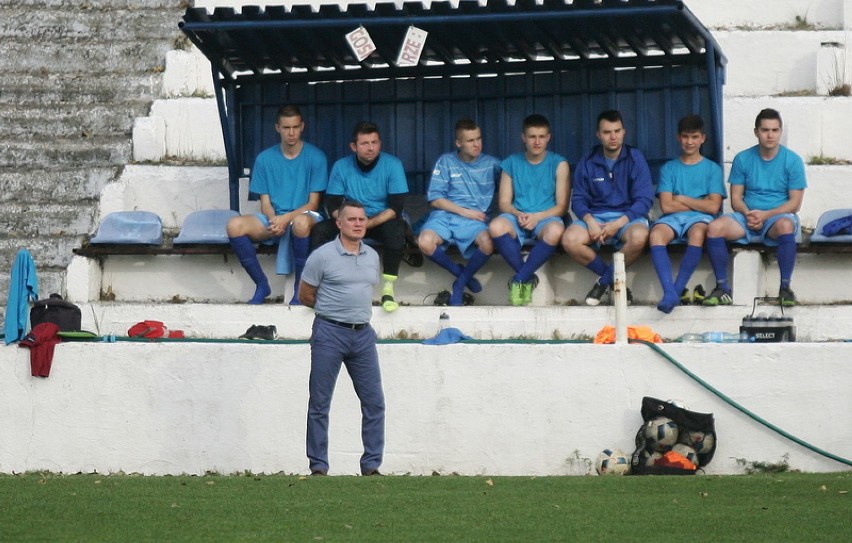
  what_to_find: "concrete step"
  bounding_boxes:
[0,167,118,204]
[0,0,182,8]
[0,38,175,75]
[0,136,132,169]
[0,268,64,304]
[0,73,160,106]
[0,102,149,139]
[1,7,183,42]
[0,202,95,238]
[0,236,85,269]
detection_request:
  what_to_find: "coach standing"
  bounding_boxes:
[298,201,385,476]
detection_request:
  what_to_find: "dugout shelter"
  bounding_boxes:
[179,0,726,213]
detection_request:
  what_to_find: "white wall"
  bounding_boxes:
[2,341,848,476]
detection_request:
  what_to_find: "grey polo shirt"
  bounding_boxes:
[302,236,380,324]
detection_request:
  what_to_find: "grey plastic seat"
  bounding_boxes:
[174,209,239,245]
[89,211,163,245]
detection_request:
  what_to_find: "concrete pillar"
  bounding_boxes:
[732,250,764,306]
[65,256,103,303]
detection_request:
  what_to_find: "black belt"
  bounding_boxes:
[316,314,369,330]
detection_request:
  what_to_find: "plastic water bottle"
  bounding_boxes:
[702,331,741,343]
[680,333,703,343]
[438,311,450,332]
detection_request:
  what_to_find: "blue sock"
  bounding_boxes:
[229,235,270,304]
[428,246,463,277]
[456,248,489,295]
[776,233,796,288]
[493,233,524,274]
[673,245,703,294]
[586,256,612,286]
[290,235,311,305]
[705,237,729,291]
[514,241,556,283]
[650,245,675,294]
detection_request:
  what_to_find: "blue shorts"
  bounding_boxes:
[653,211,714,244]
[254,211,322,246]
[497,213,565,246]
[577,212,649,249]
[726,212,800,247]
[421,211,488,259]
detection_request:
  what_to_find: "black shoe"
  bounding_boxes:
[362,469,382,476]
[692,284,706,305]
[310,469,327,476]
[462,292,475,306]
[255,325,277,340]
[239,325,259,340]
[585,282,608,306]
[679,288,691,305]
[779,286,797,307]
[434,290,451,306]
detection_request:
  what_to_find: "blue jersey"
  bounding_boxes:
[572,144,654,221]
[500,151,567,213]
[249,142,328,215]
[657,157,726,217]
[327,153,409,217]
[427,152,501,213]
[728,145,807,211]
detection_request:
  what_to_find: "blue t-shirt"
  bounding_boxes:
[657,157,727,217]
[728,145,807,211]
[249,142,329,215]
[427,152,501,213]
[500,151,567,213]
[327,153,409,217]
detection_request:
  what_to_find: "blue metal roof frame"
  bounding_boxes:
[180,0,726,212]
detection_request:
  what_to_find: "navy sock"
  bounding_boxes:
[586,255,612,286]
[650,245,675,295]
[514,241,556,283]
[673,244,703,294]
[456,248,490,294]
[229,235,270,304]
[776,233,796,288]
[705,237,729,291]
[427,246,463,277]
[290,235,311,304]
[493,233,524,274]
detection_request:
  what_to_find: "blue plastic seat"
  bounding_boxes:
[174,209,239,245]
[90,211,163,245]
[809,208,852,243]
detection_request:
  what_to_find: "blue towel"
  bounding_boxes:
[5,249,39,344]
[275,228,294,275]
[822,214,852,236]
[423,327,472,345]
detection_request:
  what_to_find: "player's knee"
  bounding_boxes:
[290,214,315,237]
[540,223,564,245]
[706,218,726,238]
[417,231,438,255]
[773,218,795,235]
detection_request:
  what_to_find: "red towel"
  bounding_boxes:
[19,322,61,377]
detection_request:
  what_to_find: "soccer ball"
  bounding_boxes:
[644,416,680,451]
[679,430,716,455]
[671,443,699,466]
[595,449,630,475]
[641,450,664,467]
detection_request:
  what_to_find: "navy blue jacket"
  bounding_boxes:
[571,144,654,222]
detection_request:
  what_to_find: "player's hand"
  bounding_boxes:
[587,220,603,243]
[460,208,487,222]
[745,210,765,231]
[268,215,289,236]
[518,212,539,231]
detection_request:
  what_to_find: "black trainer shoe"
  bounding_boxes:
[692,284,706,305]
[434,290,451,306]
[239,325,259,340]
[779,286,797,307]
[679,288,692,305]
[702,286,732,306]
[254,325,278,340]
[585,281,608,306]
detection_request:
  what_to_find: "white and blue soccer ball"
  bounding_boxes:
[644,416,680,451]
[679,429,715,455]
[595,449,631,475]
[641,450,665,467]
[671,443,699,466]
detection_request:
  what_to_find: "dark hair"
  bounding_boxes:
[522,114,550,132]
[276,104,303,121]
[339,200,366,216]
[351,121,380,143]
[677,114,705,134]
[755,108,782,129]
[454,118,479,139]
[597,110,623,128]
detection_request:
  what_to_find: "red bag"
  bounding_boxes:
[127,320,184,339]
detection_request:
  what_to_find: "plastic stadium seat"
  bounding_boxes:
[89,211,163,245]
[809,208,852,243]
[173,209,239,245]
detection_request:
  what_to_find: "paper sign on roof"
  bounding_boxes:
[397,26,428,67]
[345,26,376,62]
